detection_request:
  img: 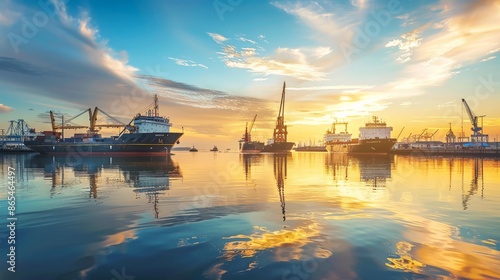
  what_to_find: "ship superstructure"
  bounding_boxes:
[324,121,352,152]
[348,116,396,153]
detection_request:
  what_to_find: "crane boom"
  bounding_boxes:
[430,129,439,138]
[277,82,286,124]
[249,114,257,134]
[50,111,56,131]
[90,107,99,131]
[64,108,92,125]
[96,107,126,126]
[461,98,480,134]
[50,109,91,131]
[396,126,405,140]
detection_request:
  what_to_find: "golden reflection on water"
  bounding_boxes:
[386,212,500,279]
[221,222,329,261]
[386,241,426,273]
[101,229,137,249]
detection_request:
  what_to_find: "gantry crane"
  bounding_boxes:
[461,98,488,143]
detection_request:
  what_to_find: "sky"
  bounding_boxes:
[0,0,499,149]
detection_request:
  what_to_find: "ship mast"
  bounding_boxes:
[273,82,288,143]
[154,94,159,117]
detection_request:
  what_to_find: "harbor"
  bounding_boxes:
[1,1,500,279]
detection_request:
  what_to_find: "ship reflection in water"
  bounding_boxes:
[325,153,392,187]
[26,155,182,218]
[1,152,499,279]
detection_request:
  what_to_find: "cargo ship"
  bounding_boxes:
[261,82,294,152]
[326,116,396,154]
[24,95,183,156]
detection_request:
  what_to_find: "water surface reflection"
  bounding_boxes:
[0,153,498,279]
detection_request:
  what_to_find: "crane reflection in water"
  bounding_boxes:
[273,154,287,222]
[240,153,288,221]
[459,157,484,210]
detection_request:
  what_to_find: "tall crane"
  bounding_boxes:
[273,82,288,143]
[461,99,482,135]
[462,98,488,143]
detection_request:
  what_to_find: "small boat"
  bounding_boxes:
[210,145,218,152]
[189,146,198,152]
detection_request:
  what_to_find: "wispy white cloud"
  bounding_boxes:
[287,85,373,91]
[271,1,364,68]
[168,57,208,69]
[210,34,328,80]
[272,1,355,44]
[208,32,228,44]
[237,36,256,44]
[388,0,500,90]
[385,28,423,63]
[253,77,268,81]
[0,2,19,26]
[312,47,333,58]
[480,56,496,63]
[350,0,367,9]
[0,104,13,113]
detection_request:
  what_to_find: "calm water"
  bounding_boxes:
[0,152,499,280]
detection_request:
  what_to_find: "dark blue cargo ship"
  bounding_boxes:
[25,95,183,156]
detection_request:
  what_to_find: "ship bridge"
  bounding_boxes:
[359,116,393,140]
[132,95,172,133]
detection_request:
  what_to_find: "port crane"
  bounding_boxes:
[273,82,288,143]
[461,98,488,143]
[50,107,126,132]
[1,119,40,144]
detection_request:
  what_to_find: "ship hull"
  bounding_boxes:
[261,142,294,153]
[241,141,265,153]
[326,141,352,153]
[348,138,396,154]
[294,146,327,152]
[24,132,183,156]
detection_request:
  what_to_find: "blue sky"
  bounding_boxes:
[1,0,499,148]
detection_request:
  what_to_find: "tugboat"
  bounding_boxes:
[24,95,183,156]
[210,145,218,152]
[261,82,295,152]
[189,146,198,152]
